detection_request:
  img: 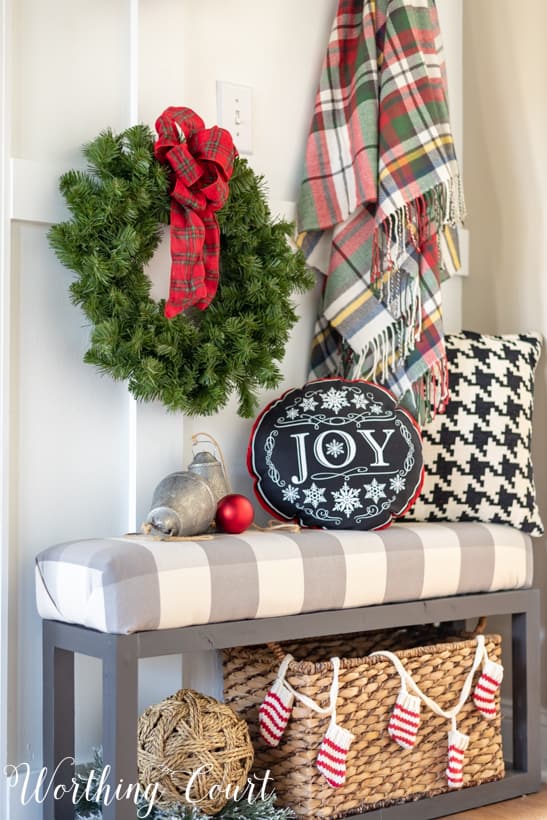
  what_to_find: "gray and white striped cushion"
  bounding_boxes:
[35,523,533,635]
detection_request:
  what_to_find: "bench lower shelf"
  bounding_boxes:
[42,588,541,820]
[342,768,537,819]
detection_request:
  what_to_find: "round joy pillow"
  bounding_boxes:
[248,378,424,530]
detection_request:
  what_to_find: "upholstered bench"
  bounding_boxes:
[36,523,541,820]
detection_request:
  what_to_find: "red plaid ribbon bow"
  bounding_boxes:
[154,107,236,318]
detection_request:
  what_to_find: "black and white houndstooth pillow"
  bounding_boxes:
[407,331,544,535]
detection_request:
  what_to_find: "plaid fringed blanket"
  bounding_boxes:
[297,0,465,421]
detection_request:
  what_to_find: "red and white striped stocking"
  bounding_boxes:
[259,655,295,747]
[388,689,421,749]
[446,730,469,789]
[473,659,503,720]
[316,721,355,788]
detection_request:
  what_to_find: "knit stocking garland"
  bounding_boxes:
[388,689,421,749]
[315,657,355,787]
[372,634,489,791]
[259,655,295,747]
[473,659,503,720]
[316,721,355,788]
[446,729,469,789]
[261,635,496,793]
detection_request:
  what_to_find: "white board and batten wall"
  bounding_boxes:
[0,1,464,815]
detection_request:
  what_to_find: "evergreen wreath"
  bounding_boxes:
[48,124,313,417]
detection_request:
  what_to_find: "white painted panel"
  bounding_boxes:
[10,159,70,225]
[11,0,131,162]
[134,401,185,528]
[138,0,188,129]
[13,222,131,766]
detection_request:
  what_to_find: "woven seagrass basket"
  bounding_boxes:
[223,622,504,818]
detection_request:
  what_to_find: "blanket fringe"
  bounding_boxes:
[316,176,463,423]
[349,273,421,380]
[372,175,466,285]
[409,356,449,424]
[348,327,448,425]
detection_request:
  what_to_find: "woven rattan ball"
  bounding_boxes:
[137,688,254,815]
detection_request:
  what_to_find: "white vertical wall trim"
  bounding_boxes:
[129,0,139,126]
[0,0,11,812]
[127,399,138,532]
[126,0,140,532]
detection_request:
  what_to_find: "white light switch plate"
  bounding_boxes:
[216,81,253,155]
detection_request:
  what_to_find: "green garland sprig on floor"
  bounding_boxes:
[48,125,314,417]
[74,749,295,820]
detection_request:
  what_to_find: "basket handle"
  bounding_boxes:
[474,617,487,635]
[268,642,286,663]
[459,616,487,638]
[267,646,336,717]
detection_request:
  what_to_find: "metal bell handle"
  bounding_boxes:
[192,431,221,457]
[191,431,232,493]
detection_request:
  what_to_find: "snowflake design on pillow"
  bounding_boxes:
[301,396,318,412]
[303,483,326,509]
[325,438,345,459]
[390,475,406,493]
[364,479,387,504]
[332,483,362,516]
[282,485,300,503]
[321,387,349,413]
[406,331,544,536]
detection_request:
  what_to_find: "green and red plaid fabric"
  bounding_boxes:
[155,107,236,319]
[297,0,465,420]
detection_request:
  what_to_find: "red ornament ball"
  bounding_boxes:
[215,493,254,534]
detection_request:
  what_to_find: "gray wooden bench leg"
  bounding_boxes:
[43,623,139,820]
[101,635,139,820]
[42,621,75,820]
[512,598,541,781]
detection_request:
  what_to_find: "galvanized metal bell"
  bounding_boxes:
[187,433,230,504]
[146,471,216,537]
[187,451,230,504]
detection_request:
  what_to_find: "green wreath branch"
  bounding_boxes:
[48,124,314,417]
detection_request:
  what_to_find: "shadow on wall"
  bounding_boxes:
[462,0,547,710]
[462,0,546,333]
